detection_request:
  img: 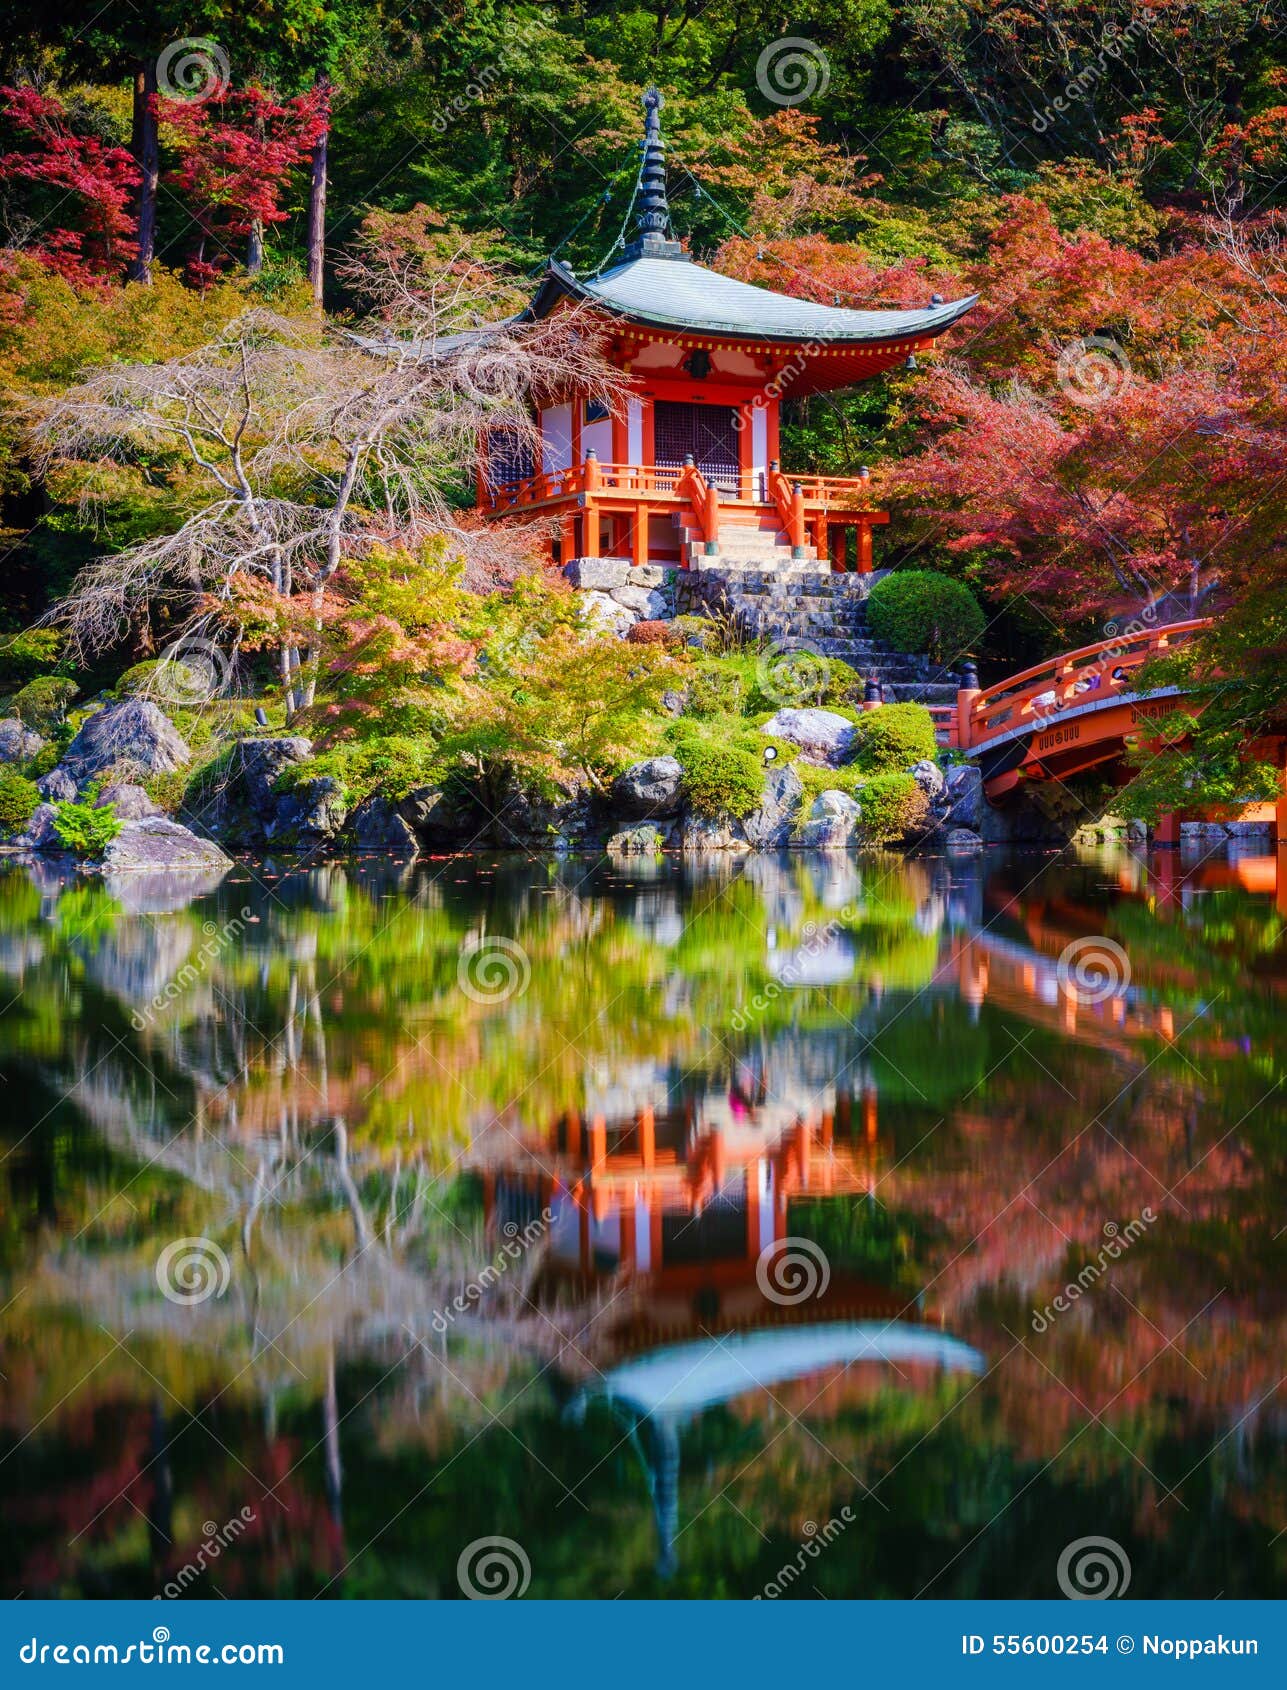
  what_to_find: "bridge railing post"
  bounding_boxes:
[955,660,980,750]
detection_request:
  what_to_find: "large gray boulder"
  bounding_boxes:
[270,775,347,849]
[62,700,191,785]
[100,818,231,874]
[761,708,856,767]
[36,767,76,803]
[233,736,313,813]
[611,583,669,618]
[0,718,44,764]
[945,827,984,854]
[95,782,162,821]
[796,789,860,850]
[742,763,804,849]
[350,794,419,855]
[14,803,60,851]
[677,814,750,852]
[942,764,984,831]
[910,759,946,803]
[612,756,684,820]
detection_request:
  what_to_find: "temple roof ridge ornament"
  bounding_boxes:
[622,87,687,262]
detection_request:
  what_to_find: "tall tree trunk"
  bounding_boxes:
[307,74,330,308]
[129,60,159,284]
[247,106,266,274]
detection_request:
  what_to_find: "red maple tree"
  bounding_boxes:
[158,84,326,287]
[0,86,140,285]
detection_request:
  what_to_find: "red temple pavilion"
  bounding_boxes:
[477,88,976,572]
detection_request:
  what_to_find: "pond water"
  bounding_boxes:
[0,845,1283,1600]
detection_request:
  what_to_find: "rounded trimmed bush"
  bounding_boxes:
[671,727,764,819]
[855,771,930,844]
[11,676,77,729]
[866,570,984,662]
[846,702,939,773]
[0,768,38,837]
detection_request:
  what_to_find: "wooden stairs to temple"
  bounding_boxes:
[675,565,962,705]
[671,511,820,568]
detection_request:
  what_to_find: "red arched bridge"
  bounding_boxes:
[926,617,1285,837]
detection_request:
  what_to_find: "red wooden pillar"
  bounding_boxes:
[638,1105,655,1169]
[811,513,828,565]
[1155,811,1181,848]
[632,505,650,566]
[589,1113,607,1172]
[855,519,874,573]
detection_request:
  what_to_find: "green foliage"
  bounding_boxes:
[0,768,39,836]
[52,799,121,857]
[667,720,765,819]
[846,702,939,773]
[0,628,63,689]
[854,770,930,845]
[11,675,77,729]
[275,737,442,808]
[867,570,985,662]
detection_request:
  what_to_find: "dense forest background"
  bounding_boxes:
[0,1,1284,808]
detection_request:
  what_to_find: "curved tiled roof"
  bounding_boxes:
[538,255,976,345]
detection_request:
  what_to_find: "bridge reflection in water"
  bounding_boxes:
[471,848,1278,1574]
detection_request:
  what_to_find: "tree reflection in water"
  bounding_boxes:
[0,845,1283,1597]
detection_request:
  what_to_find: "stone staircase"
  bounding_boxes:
[674,565,962,706]
[672,511,820,570]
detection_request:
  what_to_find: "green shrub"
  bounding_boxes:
[846,702,939,773]
[52,800,122,857]
[274,736,442,808]
[687,660,746,717]
[12,676,78,729]
[680,741,763,818]
[866,570,985,662]
[0,628,63,692]
[668,721,764,819]
[854,771,930,845]
[0,769,39,837]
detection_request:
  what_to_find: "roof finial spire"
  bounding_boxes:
[625,87,686,262]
